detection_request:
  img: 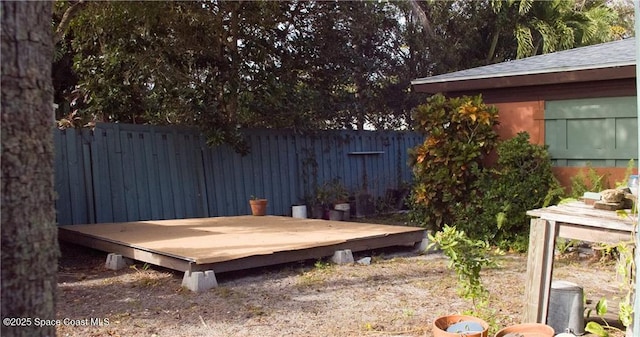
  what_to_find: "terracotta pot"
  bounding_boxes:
[433,314,489,337]
[249,199,268,216]
[494,323,554,337]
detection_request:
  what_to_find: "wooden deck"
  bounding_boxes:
[58,216,425,273]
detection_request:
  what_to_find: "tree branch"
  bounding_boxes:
[408,0,434,40]
[54,0,86,44]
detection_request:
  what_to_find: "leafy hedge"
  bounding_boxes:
[408,93,499,231]
[409,94,562,251]
[457,132,563,250]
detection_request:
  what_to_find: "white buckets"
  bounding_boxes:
[292,205,307,219]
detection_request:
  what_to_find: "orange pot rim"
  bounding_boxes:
[433,314,489,337]
[495,323,554,337]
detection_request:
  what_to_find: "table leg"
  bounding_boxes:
[523,218,558,323]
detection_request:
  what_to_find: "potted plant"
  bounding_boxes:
[432,314,488,337]
[249,196,268,216]
[310,179,352,220]
[327,179,350,221]
[429,226,500,337]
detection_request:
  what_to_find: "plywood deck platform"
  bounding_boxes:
[59,216,425,273]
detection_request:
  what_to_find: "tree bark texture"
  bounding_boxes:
[1,2,58,337]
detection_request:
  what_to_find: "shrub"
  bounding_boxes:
[456,132,562,250]
[569,163,609,198]
[428,225,499,307]
[408,93,499,231]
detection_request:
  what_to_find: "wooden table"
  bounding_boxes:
[524,201,635,323]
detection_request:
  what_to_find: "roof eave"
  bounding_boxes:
[412,64,636,94]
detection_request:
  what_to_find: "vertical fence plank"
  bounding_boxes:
[120,130,139,221]
[233,138,248,215]
[107,125,128,222]
[167,129,185,218]
[81,129,95,223]
[54,129,72,225]
[133,131,152,220]
[67,127,90,224]
[155,132,176,219]
[268,133,282,214]
[180,132,199,218]
[178,133,194,218]
[143,128,162,220]
[91,128,112,223]
[285,134,298,210]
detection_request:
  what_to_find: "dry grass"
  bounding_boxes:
[57,240,626,337]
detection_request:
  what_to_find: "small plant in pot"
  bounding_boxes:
[433,314,489,337]
[249,196,268,216]
[312,179,350,220]
[428,225,502,337]
[327,179,350,221]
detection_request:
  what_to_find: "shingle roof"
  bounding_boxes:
[412,38,635,85]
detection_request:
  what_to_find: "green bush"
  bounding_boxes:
[456,132,562,250]
[408,93,499,231]
[569,163,609,198]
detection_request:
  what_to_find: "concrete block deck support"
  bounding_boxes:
[182,270,218,292]
[105,253,128,270]
[331,249,354,264]
[414,230,438,254]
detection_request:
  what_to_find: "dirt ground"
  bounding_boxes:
[56,235,628,337]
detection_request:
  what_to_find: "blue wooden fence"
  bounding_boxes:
[54,123,423,225]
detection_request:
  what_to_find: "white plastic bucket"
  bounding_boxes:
[292,205,307,219]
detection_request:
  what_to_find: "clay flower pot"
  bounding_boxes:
[494,323,554,337]
[433,314,489,337]
[249,199,268,216]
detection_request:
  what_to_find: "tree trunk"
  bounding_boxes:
[1,2,58,337]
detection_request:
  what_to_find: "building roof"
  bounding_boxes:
[412,38,636,94]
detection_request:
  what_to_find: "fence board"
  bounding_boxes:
[120,131,139,221]
[91,129,110,223]
[143,129,162,220]
[54,130,72,224]
[81,131,95,223]
[154,133,175,219]
[54,124,423,224]
[107,125,127,222]
[68,129,90,224]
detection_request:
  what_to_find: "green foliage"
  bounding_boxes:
[314,179,349,206]
[555,238,581,256]
[454,132,561,250]
[489,0,627,60]
[585,298,617,337]
[428,225,501,309]
[52,0,632,152]
[54,0,426,151]
[313,260,331,270]
[585,321,609,337]
[586,207,636,336]
[616,159,636,188]
[409,101,559,251]
[409,93,499,231]
[569,164,610,198]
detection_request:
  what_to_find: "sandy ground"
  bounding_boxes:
[55,240,627,337]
